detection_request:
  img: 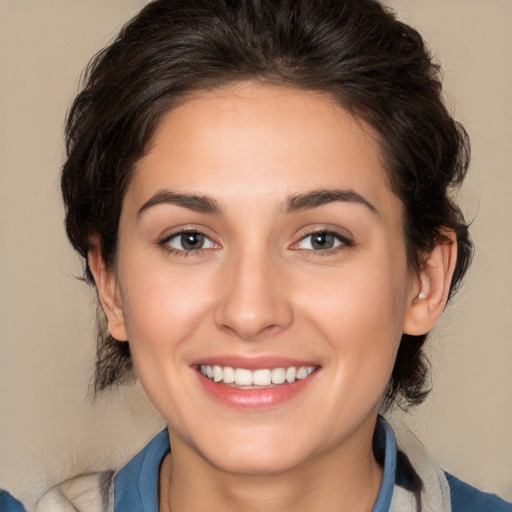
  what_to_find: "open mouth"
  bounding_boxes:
[198,364,317,388]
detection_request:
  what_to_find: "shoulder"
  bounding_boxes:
[32,429,169,512]
[385,415,511,512]
[114,428,170,509]
[446,473,511,512]
[1,490,28,512]
[34,472,114,512]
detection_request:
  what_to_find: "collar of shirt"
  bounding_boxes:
[113,416,398,512]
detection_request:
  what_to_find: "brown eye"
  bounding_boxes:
[180,232,205,250]
[296,231,351,251]
[164,231,216,252]
[311,232,336,250]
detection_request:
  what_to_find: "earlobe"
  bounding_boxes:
[88,236,128,341]
[403,231,458,336]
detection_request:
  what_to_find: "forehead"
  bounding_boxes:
[127,82,397,215]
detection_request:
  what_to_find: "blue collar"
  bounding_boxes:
[371,416,398,511]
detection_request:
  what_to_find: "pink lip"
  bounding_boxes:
[193,357,320,410]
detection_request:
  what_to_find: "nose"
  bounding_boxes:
[214,250,294,340]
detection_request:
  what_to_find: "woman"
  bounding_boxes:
[4,0,510,511]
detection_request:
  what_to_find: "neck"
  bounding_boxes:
[159,418,383,512]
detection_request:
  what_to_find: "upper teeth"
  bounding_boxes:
[200,365,316,386]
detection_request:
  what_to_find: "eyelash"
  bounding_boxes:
[159,229,217,256]
[158,229,353,257]
[293,230,353,255]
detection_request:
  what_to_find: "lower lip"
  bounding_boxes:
[196,370,318,409]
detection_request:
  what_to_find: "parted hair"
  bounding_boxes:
[61,0,473,408]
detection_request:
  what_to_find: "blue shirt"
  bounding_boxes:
[2,418,510,511]
[0,491,27,512]
[113,420,398,511]
[112,417,510,511]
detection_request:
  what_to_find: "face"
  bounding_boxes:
[103,82,420,475]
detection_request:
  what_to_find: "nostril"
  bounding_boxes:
[218,320,287,341]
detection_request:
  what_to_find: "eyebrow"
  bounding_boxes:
[137,187,378,217]
[285,188,378,215]
[137,190,222,216]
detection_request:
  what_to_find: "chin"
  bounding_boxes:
[185,422,327,476]
[206,445,307,476]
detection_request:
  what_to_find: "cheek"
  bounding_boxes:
[117,255,216,360]
[297,260,407,335]
[115,259,218,419]
[292,255,409,381]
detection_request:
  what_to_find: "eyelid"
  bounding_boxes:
[158,228,219,254]
[291,229,354,252]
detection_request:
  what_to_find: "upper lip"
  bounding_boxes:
[191,355,320,370]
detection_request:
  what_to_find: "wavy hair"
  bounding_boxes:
[61,0,473,408]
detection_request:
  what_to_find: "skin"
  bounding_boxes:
[89,82,457,512]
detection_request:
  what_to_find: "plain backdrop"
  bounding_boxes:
[1,0,511,508]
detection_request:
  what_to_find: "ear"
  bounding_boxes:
[88,235,128,341]
[403,230,458,336]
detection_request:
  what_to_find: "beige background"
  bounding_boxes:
[0,0,511,508]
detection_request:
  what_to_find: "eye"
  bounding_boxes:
[162,231,217,252]
[295,231,351,251]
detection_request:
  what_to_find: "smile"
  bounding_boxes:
[199,365,317,387]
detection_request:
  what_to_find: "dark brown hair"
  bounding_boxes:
[61,0,473,408]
